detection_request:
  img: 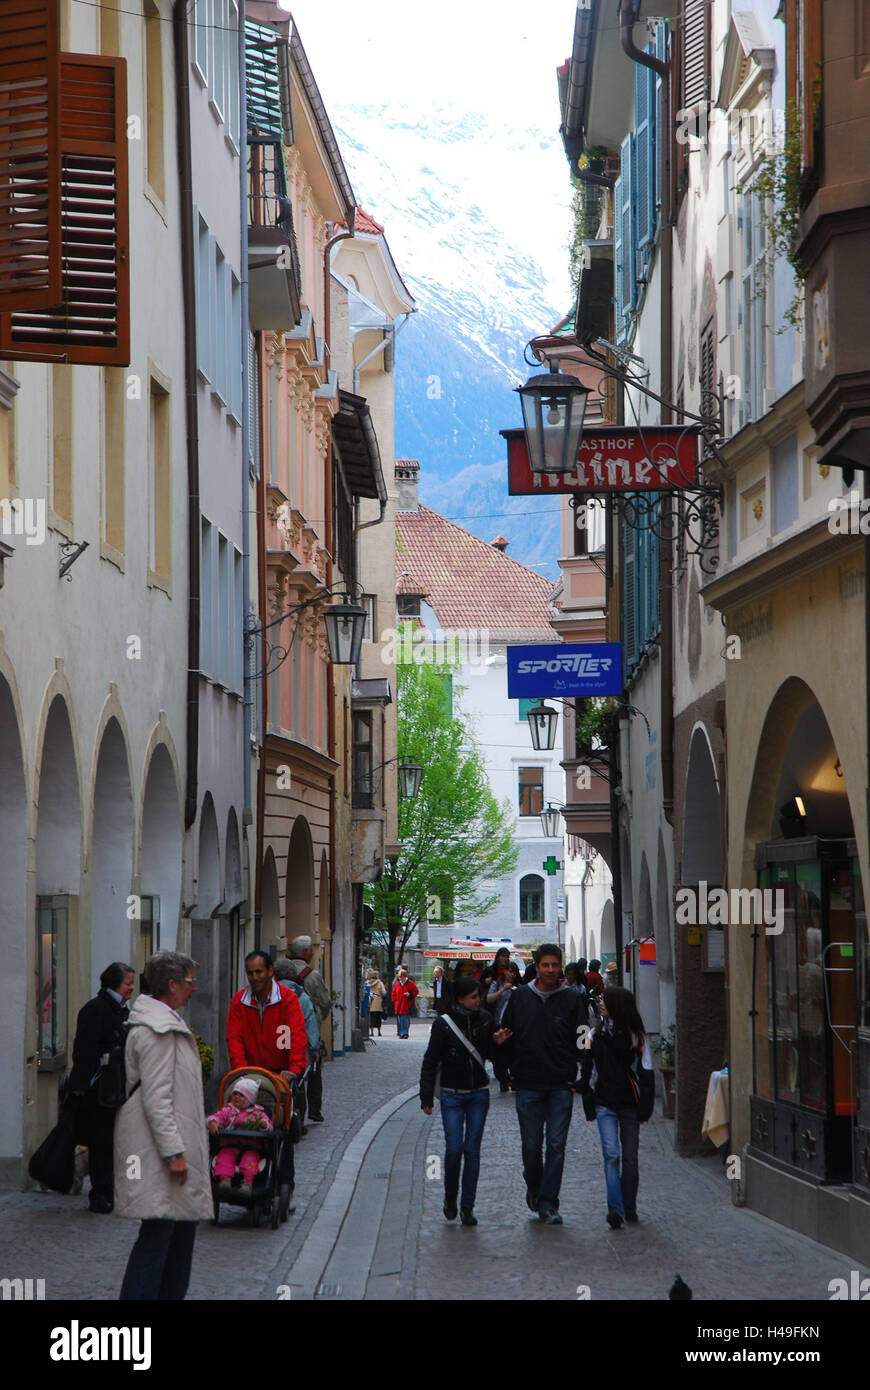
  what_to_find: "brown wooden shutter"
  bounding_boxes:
[0,0,61,310]
[0,53,129,364]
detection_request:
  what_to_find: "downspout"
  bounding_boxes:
[174,2,200,832]
[240,0,252,834]
[619,1,675,825]
[323,222,354,365]
[255,337,268,934]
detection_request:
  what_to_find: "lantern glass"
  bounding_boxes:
[517,371,589,473]
[528,701,558,751]
[323,598,366,665]
[540,804,562,838]
[398,759,423,799]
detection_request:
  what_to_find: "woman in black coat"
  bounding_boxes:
[69,961,136,1212]
[419,976,511,1226]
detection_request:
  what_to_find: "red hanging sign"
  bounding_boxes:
[502,426,700,494]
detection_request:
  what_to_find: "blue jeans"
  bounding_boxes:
[514,1088,574,1213]
[397,1013,410,1037]
[440,1089,489,1208]
[595,1105,640,1218]
[119,1219,198,1300]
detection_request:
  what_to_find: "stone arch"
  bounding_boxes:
[32,684,82,890]
[656,831,675,1023]
[318,851,330,943]
[187,793,224,1066]
[636,853,660,1031]
[225,808,242,908]
[196,793,222,917]
[683,723,721,885]
[88,715,134,988]
[0,669,28,1168]
[261,846,280,951]
[140,741,183,965]
[285,815,315,940]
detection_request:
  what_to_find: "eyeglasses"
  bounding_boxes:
[172,976,197,985]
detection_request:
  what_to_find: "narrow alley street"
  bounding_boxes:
[3,1022,866,1306]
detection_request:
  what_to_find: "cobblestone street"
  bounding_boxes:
[2,1018,868,1305]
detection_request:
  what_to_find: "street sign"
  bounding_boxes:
[507,642,622,697]
[501,426,699,494]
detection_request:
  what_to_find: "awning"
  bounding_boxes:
[422,948,533,961]
[332,389,386,502]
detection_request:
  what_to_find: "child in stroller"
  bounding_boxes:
[207,1076,272,1198]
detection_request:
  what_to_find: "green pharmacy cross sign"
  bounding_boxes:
[542,856,561,876]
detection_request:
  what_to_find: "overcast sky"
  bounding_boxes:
[285,0,578,306]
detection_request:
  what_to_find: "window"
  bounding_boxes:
[100,0,121,55]
[214,247,228,405]
[51,364,73,524]
[144,0,165,203]
[518,766,544,818]
[772,434,799,534]
[137,895,160,980]
[149,376,171,582]
[227,0,240,148]
[681,0,710,119]
[248,332,259,472]
[363,595,376,643]
[397,594,421,617]
[739,187,767,424]
[352,710,373,808]
[200,519,217,676]
[193,0,210,83]
[517,697,538,722]
[218,533,230,683]
[0,54,131,365]
[439,673,453,719]
[520,874,545,925]
[211,0,226,121]
[102,367,125,554]
[622,505,660,682]
[229,271,242,422]
[36,896,68,1066]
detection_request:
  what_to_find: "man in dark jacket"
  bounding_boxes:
[69,961,136,1212]
[500,943,585,1225]
[420,976,511,1225]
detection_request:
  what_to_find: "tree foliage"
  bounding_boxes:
[366,659,517,978]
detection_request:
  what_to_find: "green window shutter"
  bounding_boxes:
[620,135,635,316]
[518,697,537,721]
[613,169,624,338]
[635,60,655,249]
[245,22,284,140]
[622,519,637,677]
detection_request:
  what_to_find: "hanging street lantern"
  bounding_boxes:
[527,700,559,750]
[323,596,367,665]
[516,369,590,474]
[398,759,423,799]
[540,803,563,838]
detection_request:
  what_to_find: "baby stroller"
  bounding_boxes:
[209,1066,296,1229]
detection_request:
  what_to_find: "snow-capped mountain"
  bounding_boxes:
[331,103,573,580]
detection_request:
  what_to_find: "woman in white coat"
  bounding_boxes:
[115,950,213,1300]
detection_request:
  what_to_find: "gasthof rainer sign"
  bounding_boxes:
[502,426,699,493]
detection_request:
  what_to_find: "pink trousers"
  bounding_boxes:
[213,1147,260,1180]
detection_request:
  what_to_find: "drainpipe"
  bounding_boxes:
[254,337,268,928]
[619,0,675,825]
[323,222,354,364]
[239,0,252,841]
[174,2,200,832]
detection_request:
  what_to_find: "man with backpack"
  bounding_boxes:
[69,961,136,1213]
[280,936,331,1122]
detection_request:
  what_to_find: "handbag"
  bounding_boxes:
[28,1096,80,1193]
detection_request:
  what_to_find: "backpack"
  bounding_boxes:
[95,1024,140,1109]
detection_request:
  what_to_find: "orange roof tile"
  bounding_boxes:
[395,505,553,640]
[355,205,385,235]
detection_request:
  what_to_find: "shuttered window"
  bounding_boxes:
[612,168,624,336]
[0,0,61,311]
[622,520,637,677]
[0,53,129,364]
[635,59,656,249]
[682,0,709,113]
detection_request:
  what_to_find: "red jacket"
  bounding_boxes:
[226,982,307,1076]
[391,977,418,1015]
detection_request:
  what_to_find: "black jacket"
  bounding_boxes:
[419,1006,496,1107]
[579,1024,654,1121]
[500,983,584,1090]
[69,989,129,1145]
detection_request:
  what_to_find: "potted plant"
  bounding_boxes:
[653,1025,676,1119]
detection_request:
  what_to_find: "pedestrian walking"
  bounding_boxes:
[579,985,654,1230]
[391,967,418,1038]
[367,970,386,1035]
[281,936,331,1122]
[68,961,136,1213]
[430,965,452,1016]
[273,956,320,1130]
[115,951,213,1301]
[419,976,511,1225]
[500,943,586,1225]
[487,960,521,1092]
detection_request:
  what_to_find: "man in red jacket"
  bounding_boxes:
[226,951,307,1081]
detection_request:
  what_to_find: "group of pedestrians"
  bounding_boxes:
[66,937,332,1300]
[419,943,654,1230]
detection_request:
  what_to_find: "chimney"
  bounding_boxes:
[395,459,420,511]
[490,535,509,552]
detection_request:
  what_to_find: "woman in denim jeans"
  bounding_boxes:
[419,976,511,1226]
[579,986,654,1230]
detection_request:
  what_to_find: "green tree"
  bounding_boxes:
[367,659,517,980]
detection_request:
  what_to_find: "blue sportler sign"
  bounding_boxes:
[507,643,623,698]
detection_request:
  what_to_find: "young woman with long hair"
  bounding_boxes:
[579,984,654,1230]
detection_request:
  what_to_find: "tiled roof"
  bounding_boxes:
[395,505,553,639]
[354,205,385,235]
